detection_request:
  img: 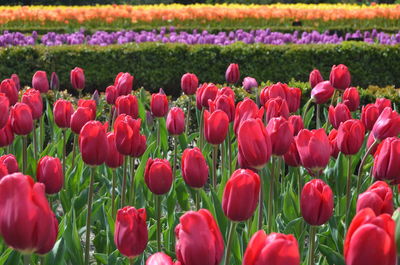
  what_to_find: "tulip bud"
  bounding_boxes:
[0,163,8,180]
[203,109,229,145]
[264,97,289,123]
[344,208,395,265]
[175,209,224,265]
[242,77,258,93]
[181,73,198,95]
[225,63,240,84]
[243,231,300,265]
[329,64,351,90]
[343,87,360,112]
[218,86,235,101]
[337,119,365,155]
[114,72,133,96]
[266,117,294,156]
[70,107,94,134]
[21,88,43,120]
[91,90,99,106]
[288,115,304,136]
[284,140,301,167]
[32,70,49,94]
[181,147,208,188]
[309,69,324,89]
[114,114,144,157]
[328,129,340,158]
[260,83,300,113]
[116,94,139,119]
[0,79,18,105]
[0,119,14,147]
[166,107,185,135]
[375,98,391,114]
[105,132,124,168]
[328,103,351,129]
[0,154,18,173]
[233,98,264,135]
[372,107,400,141]
[53,99,73,129]
[77,99,96,119]
[213,94,235,122]
[146,252,174,265]
[0,93,9,129]
[50,72,59,91]
[131,134,147,158]
[79,121,108,166]
[311,81,334,104]
[301,179,334,226]
[373,137,400,184]
[36,156,63,194]
[114,207,148,258]
[361,104,380,131]
[356,181,393,215]
[196,83,218,110]
[286,86,301,113]
[106,85,117,105]
[10,103,33,135]
[10,74,20,90]
[222,169,260,221]
[151,89,169,118]
[144,158,173,195]
[70,67,85,91]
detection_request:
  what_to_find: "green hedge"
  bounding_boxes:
[1,42,399,96]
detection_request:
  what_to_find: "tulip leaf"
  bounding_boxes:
[0,248,12,265]
[43,238,66,265]
[318,244,345,265]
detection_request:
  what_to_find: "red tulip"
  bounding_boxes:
[70,107,94,134]
[357,181,393,215]
[222,169,260,221]
[166,107,185,135]
[0,93,9,129]
[116,94,139,119]
[70,67,85,90]
[10,103,33,135]
[328,103,351,129]
[328,129,340,158]
[337,119,365,155]
[284,140,301,167]
[212,94,235,122]
[343,87,360,112]
[266,117,294,156]
[196,83,218,110]
[77,99,96,119]
[181,147,208,188]
[36,156,63,194]
[151,89,169,118]
[237,118,271,170]
[32,71,49,93]
[242,77,258,93]
[0,119,14,147]
[0,163,8,180]
[375,98,391,114]
[372,107,400,141]
[131,134,147,158]
[11,74,20,90]
[114,206,148,258]
[114,114,144,157]
[0,154,18,173]
[0,79,18,105]
[203,109,229,145]
[106,85,118,105]
[367,132,379,156]
[217,86,235,100]
[144,158,173,195]
[329,64,351,90]
[243,231,300,265]
[361,104,380,131]
[286,86,302,113]
[225,63,240,84]
[53,99,73,128]
[181,73,198,95]
[260,83,300,113]
[21,88,43,120]
[0,173,58,254]
[301,179,334,226]
[288,115,304,136]
[114,72,133,96]
[311,81,334,104]
[175,209,224,265]
[309,69,324,89]
[105,132,124,168]
[146,252,174,265]
[79,121,108,166]
[296,129,331,176]
[50,72,59,91]
[373,137,400,184]
[344,208,395,265]
[233,98,264,135]
[264,97,290,123]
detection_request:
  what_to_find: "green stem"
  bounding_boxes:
[130,157,135,205]
[156,195,162,252]
[185,96,191,135]
[23,255,31,265]
[157,118,161,157]
[356,139,379,195]
[297,168,302,204]
[258,170,264,230]
[308,226,317,265]
[302,98,313,121]
[33,120,38,161]
[22,135,27,173]
[228,126,232,175]
[62,129,66,175]
[85,167,96,265]
[121,156,128,207]
[195,189,200,210]
[212,145,218,188]
[40,256,45,265]
[267,158,275,233]
[316,103,321,129]
[129,258,134,265]
[111,169,116,218]
[199,109,204,149]
[71,134,77,171]
[173,136,178,178]
[346,155,352,227]
[224,222,237,265]
[255,86,260,107]
[330,89,338,106]
[39,113,44,152]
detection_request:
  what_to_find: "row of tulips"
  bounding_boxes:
[0,61,399,265]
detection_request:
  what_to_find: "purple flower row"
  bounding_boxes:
[1,28,400,47]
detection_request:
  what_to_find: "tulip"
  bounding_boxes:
[0,154,18,173]
[181,147,209,189]
[328,129,340,158]
[344,208,395,265]
[166,107,185,135]
[301,179,333,225]
[114,114,142,156]
[361,104,380,131]
[375,98,391,114]
[242,76,258,92]
[70,107,93,134]
[116,94,139,119]
[36,156,63,194]
[343,87,360,112]
[260,83,301,113]
[373,137,400,184]
[114,207,148,259]
[288,115,304,136]
[105,132,124,168]
[131,134,147,158]
[79,121,108,166]
[0,173,58,254]
[309,69,324,89]
[78,99,96,120]
[181,73,198,95]
[22,88,43,120]
[144,158,173,195]
[225,63,240,84]
[50,72,59,91]
[356,181,393,215]
[0,93,9,129]
[286,86,302,113]
[337,119,365,155]
[151,89,169,118]
[266,117,294,156]
[296,129,331,176]
[175,209,224,265]
[70,67,85,91]
[146,252,174,265]
[218,86,235,100]
[237,118,271,170]
[0,119,14,148]
[264,97,290,123]
[106,85,117,105]
[11,74,20,90]
[329,64,351,90]
[222,169,260,221]
[212,94,235,122]
[372,107,400,141]
[10,103,33,135]
[284,141,301,167]
[233,98,264,135]
[0,164,8,180]
[203,109,229,145]
[311,81,334,104]
[196,83,218,110]
[328,103,351,129]
[0,79,18,105]
[53,99,73,129]
[114,72,133,96]
[243,231,300,265]
[32,70,49,93]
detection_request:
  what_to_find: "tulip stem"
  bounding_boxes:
[316,103,321,129]
[224,222,237,265]
[199,109,204,149]
[157,118,161,156]
[111,169,116,218]
[195,189,200,210]
[22,135,27,173]
[173,136,178,178]
[257,175,264,230]
[39,114,44,152]
[297,168,302,205]
[155,194,162,252]
[345,155,352,226]
[85,166,96,265]
[356,139,379,195]
[308,226,317,265]
[62,129,66,175]
[108,105,114,128]
[212,145,218,188]
[330,89,338,106]
[32,120,38,161]
[121,156,128,207]
[227,126,232,175]
[254,86,260,107]
[267,159,275,233]
[23,255,31,265]
[129,157,135,205]
[71,134,77,171]
[302,98,313,121]
[185,96,191,135]
[129,258,134,265]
